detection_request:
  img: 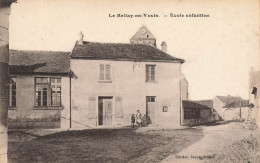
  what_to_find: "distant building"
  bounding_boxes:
[213,95,249,121]
[182,100,214,126]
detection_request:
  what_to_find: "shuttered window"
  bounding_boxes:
[146,65,156,82]
[99,64,111,81]
[88,97,96,119]
[99,64,105,80]
[115,97,123,118]
[105,64,111,80]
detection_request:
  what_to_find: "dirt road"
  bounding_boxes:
[162,122,253,163]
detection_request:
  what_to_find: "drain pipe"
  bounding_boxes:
[179,63,182,126]
[69,70,72,128]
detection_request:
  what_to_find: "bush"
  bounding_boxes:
[209,132,260,163]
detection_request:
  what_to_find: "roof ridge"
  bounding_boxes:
[217,95,242,98]
[81,41,183,61]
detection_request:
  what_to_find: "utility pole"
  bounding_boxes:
[239,99,242,119]
[0,1,16,162]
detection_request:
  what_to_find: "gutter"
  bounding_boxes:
[179,63,182,126]
[69,41,78,129]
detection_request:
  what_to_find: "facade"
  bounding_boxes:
[213,95,249,121]
[249,70,260,126]
[8,50,70,129]
[8,26,188,129]
[70,26,186,128]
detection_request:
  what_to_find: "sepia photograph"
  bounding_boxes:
[0,0,259,162]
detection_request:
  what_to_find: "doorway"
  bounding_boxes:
[146,96,156,125]
[98,97,113,125]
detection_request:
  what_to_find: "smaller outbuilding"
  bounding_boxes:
[182,100,215,126]
[213,95,249,121]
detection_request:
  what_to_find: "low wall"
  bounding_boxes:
[8,109,61,129]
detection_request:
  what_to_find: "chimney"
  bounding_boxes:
[161,41,167,53]
[78,31,84,45]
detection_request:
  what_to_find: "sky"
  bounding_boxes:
[9,0,259,100]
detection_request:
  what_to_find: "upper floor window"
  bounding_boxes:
[35,77,61,107]
[99,64,111,81]
[146,65,156,82]
[8,77,16,107]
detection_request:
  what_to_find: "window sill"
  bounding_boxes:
[8,107,17,110]
[145,81,158,83]
[33,106,63,110]
[98,80,112,83]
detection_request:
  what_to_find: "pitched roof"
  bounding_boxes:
[216,95,242,104]
[9,50,70,75]
[71,41,184,63]
[216,95,249,108]
[182,100,213,109]
[131,26,156,40]
[224,99,249,108]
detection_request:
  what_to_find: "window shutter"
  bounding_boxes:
[88,97,96,119]
[146,65,149,81]
[99,64,104,80]
[105,64,111,80]
[115,97,123,118]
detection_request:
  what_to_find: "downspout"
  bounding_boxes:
[69,41,77,129]
[179,63,182,126]
[69,71,72,128]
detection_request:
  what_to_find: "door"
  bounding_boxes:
[146,96,156,125]
[98,97,113,125]
[103,99,113,125]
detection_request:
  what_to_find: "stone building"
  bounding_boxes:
[8,26,188,129]
[213,95,249,121]
[182,100,214,126]
[8,50,70,128]
[70,26,187,128]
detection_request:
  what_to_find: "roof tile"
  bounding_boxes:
[9,50,70,75]
[71,42,184,63]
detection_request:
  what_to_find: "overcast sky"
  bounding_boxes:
[10,0,259,100]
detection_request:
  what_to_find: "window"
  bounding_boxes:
[115,97,123,118]
[8,77,16,107]
[146,96,156,102]
[99,64,111,81]
[146,65,156,82]
[35,77,61,107]
[162,106,168,112]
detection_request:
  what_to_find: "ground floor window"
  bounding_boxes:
[8,77,16,107]
[35,77,61,107]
